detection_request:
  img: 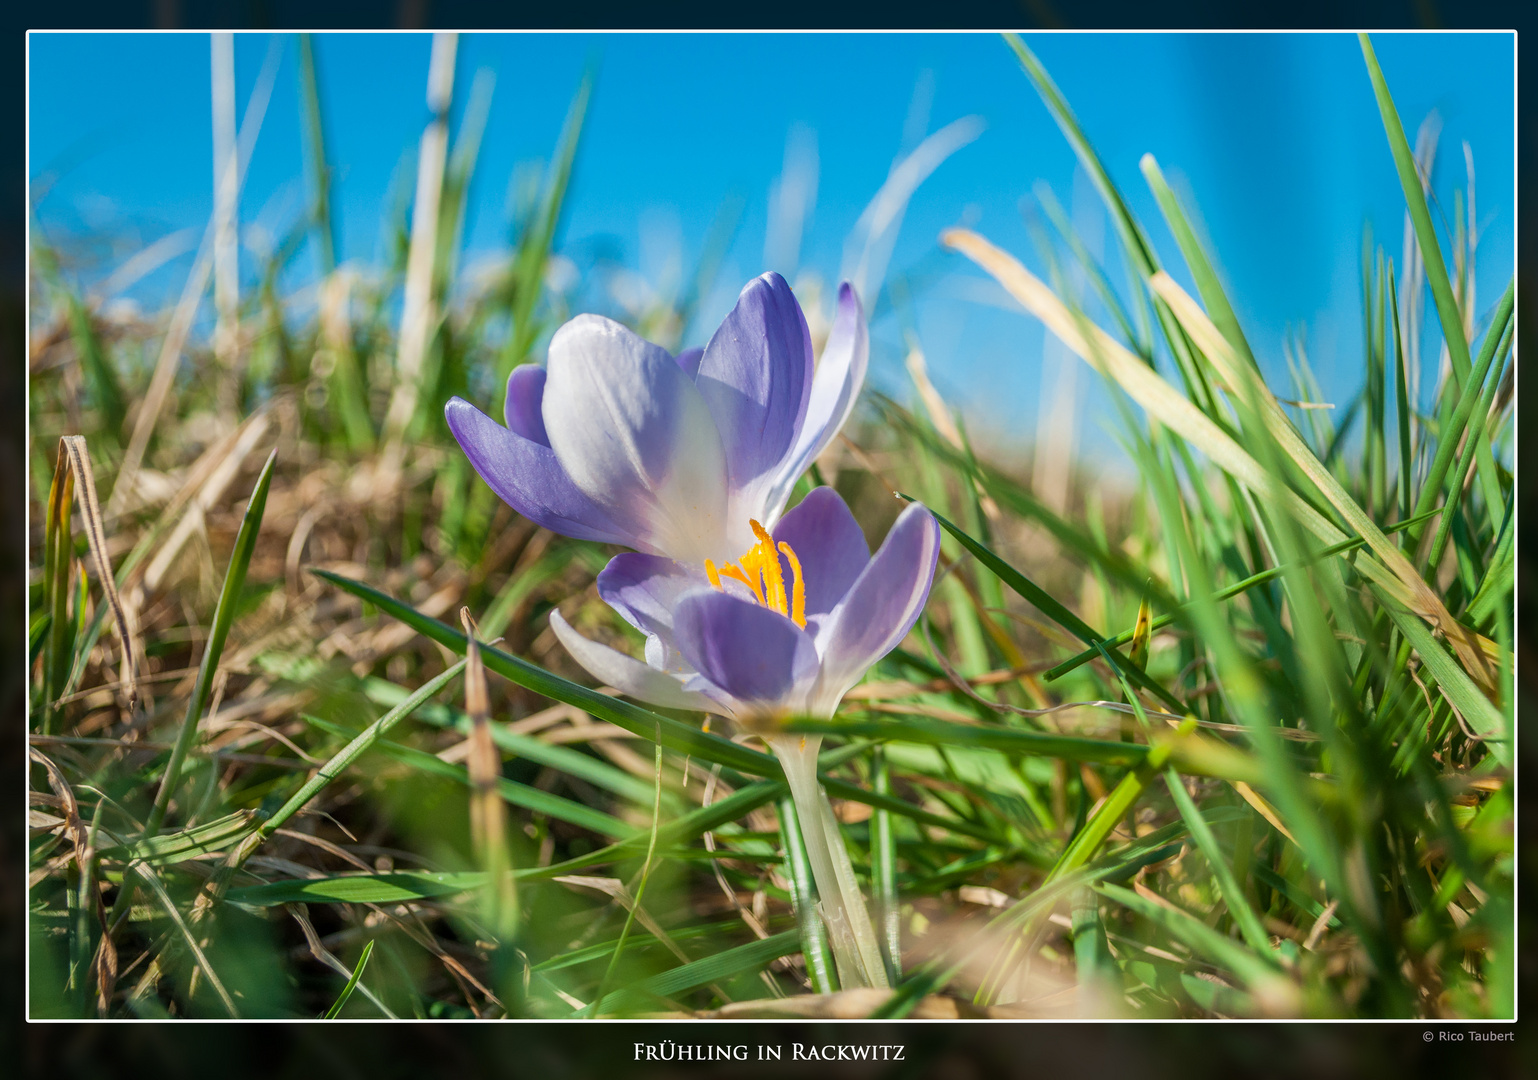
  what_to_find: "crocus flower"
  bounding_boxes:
[444,272,868,567]
[445,272,940,992]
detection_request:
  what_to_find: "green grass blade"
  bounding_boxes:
[143,449,278,838]
[310,567,777,778]
[1422,343,1509,578]
[321,939,374,1019]
[1071,888,1121,1002]
[593,930,801,1015]
[300,714,635,839]
[501,71,592,379]
[1381,599,1507,766]
[1160,770,1273,957]
[871,746,901,984]
[1404,280,1512,549]
[1140,153,1258,371]
[229,872,485,907]
[297,34,337,274]
[1390,260,1413,521]
[1359,34,1471,383]
[256,661,467,843]
[1095,881,1297,1013]
[99,809,264,868]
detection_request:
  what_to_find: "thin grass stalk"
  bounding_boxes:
[500,72,591,381]
[297,34,337,275]
[1422,339,1510,581]
[143,450,277,839]
[461,609,518,948]
[871,745,901,984]
[1360,35,1472,384]
[1403,279,1513,551]
[382,32,456,453]
[42,463,74,734]
[1390,261,1414,521]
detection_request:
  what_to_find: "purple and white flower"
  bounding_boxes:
[446,273,940,990]
[445,272,869,566]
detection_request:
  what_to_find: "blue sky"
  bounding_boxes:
[29,32,1515,457]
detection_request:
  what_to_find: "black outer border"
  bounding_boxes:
[7,2,1532,1075]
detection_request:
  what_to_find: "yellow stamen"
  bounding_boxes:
[720,562,764,604]
[778,542,806,628]
[703,525,808,629]
[749,520,788,617]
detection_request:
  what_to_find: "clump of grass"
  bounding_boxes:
[28,33,1511,1019]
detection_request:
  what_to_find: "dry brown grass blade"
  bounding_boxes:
[381,32,458,468]
[461,606,518,940]
[29,747,92,890]
[141,409,272,592]
[1147,270,1499,692]
[285,902,398,1018]
[108,40,281,515]
[110,241,215,517]
[60,437,138,712]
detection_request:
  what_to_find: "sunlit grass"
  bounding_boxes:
[28,33,1511,1020]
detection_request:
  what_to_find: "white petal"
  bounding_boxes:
[549,609,722,715]
[544,314,739,563]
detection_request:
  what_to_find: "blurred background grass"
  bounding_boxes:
[26,31,1516,1021]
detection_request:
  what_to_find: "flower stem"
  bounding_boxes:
[768,735,889,989]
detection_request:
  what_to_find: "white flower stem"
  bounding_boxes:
[768,734,889,989]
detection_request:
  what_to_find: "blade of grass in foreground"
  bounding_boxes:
[144,449,277,839]
[590,930,802,1016]
[299,714,634,839]
[321,939,374,1019]
[311,567,776,778]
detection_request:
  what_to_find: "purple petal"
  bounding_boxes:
[810,502,940,711]
[445,397,631,545]
[695,273,813,490]
[544,314,734,563]
[504,364,550,445]
[674,589,819,706]
[772,487,870,618]
[549,610,722,714]
[764,281,869,522]
[597,553,701,647]
[674,346,704,380]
